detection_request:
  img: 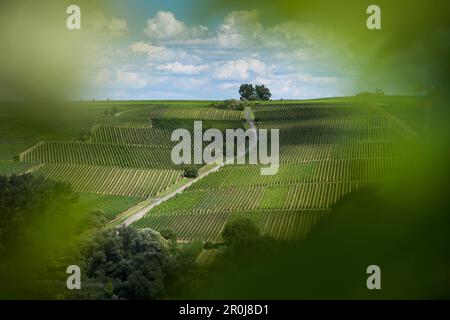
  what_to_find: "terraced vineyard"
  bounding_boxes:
[162,107,243,121]
[14,98,424,239]
[20,104,244,201]
[109,107,243,127]
[29,164,182,198]
[21,141,176,169]
[235,210,328,241]
[91,125,172,146]
[134,99,424,241]
[135,211,230,242]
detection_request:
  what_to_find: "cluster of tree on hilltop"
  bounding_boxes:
[239,84,271,101]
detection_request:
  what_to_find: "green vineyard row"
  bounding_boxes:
[31,164,182,198]
[22,141,177,169]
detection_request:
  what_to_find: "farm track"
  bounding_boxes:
[120,161,224,227]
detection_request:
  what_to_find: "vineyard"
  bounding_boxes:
[29,164,182,198]
[233,210,328,241]
[134,211,230,242]
[12,98,425,240]
[19,104,244,200]
[91,125,172,146]
[21,141,176,169]
[134,99,424,241]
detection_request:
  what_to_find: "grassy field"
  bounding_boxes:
[74,193,142,221]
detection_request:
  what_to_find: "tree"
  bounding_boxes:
[85,209,107,229]
[239,84,257,101]
[84,227,170,299]
[221,218,260,246]
[183,165,198,178]
[239,84,271,101]
[255,85,271,101]
[83,227,202,299]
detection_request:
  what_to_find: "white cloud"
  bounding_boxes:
[129,41,202,63]
[144,11,208,41]
[170,77,208,90]
[217,10,262,48]
[93,69,147,89]
[116,70,147,88]
[263,22,317,48]
[252,72,341,99]
[86,9,354,100]
[156,62,208,75]
[130,41,169,56]
[219,82,240,90]
[214,58,268,80]
[295,73,337,85]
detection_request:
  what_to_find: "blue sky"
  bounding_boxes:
[82,0,357,100]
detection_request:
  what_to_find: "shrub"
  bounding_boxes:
[204,241,220,249]
[221,218,260,246]
[183,165,198,178]
[160,229,177,242]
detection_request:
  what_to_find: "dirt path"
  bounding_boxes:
[120,161,224,226]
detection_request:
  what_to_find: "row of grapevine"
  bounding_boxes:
[250,102,359,110]
[283,181,360,209]
[278,141,406,164]
[21,141,177,169]
[151,186,266,215]
[258,114,409,131]
[135,209,328,242]
[275,126,411,145]
[92,125,172,146]
[254,210,327,241]
[254,181,368,210]
[133,211,230,241]
[114,106,244,122]
[162,108,243,121]
[151,118,245,132]
[192,158,399,189]
[146,180,372,216]
[254,104,378,121]
[111,107,165,122]
[31,164,182,198]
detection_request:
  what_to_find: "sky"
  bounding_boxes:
[79,0,360,100]
[1,0,444,102]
